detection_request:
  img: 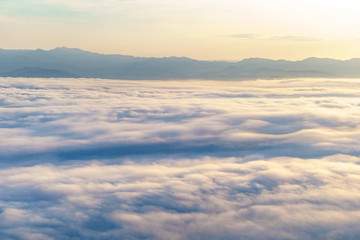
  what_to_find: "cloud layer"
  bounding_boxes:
[1,77,360,164]
[1,77,360,239]
[1,155,360,239]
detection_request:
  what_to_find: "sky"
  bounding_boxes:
[1,0,360,60]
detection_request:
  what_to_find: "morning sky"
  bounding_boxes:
[1,0,360,60]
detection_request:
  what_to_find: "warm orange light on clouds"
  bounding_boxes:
[1,0,360,60]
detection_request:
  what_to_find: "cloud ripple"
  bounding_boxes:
[1,77,360,239]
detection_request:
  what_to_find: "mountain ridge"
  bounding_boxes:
[0,47,359,79]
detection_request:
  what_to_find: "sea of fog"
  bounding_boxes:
[1,77,360,239]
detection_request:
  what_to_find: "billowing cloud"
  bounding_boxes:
[1,77,360,163]
[1,155,360,239]
[1,77,360,239]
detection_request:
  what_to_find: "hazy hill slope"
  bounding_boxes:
[0,67,80,78]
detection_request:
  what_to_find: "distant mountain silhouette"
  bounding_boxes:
[0,67,80,78]
[0,47,359,79]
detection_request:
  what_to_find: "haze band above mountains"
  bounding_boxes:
[1,47,360,80]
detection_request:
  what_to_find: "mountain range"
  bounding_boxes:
[1,47,360,79]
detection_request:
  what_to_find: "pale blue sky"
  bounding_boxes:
[1,0,360,60]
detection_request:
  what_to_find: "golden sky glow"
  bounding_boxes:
[1,0,360,60]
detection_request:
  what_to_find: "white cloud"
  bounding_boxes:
[1,77,360,238]
[1,77,360,162]
[1,155,360,239]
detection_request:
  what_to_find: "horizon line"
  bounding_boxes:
[1,47,360,62]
